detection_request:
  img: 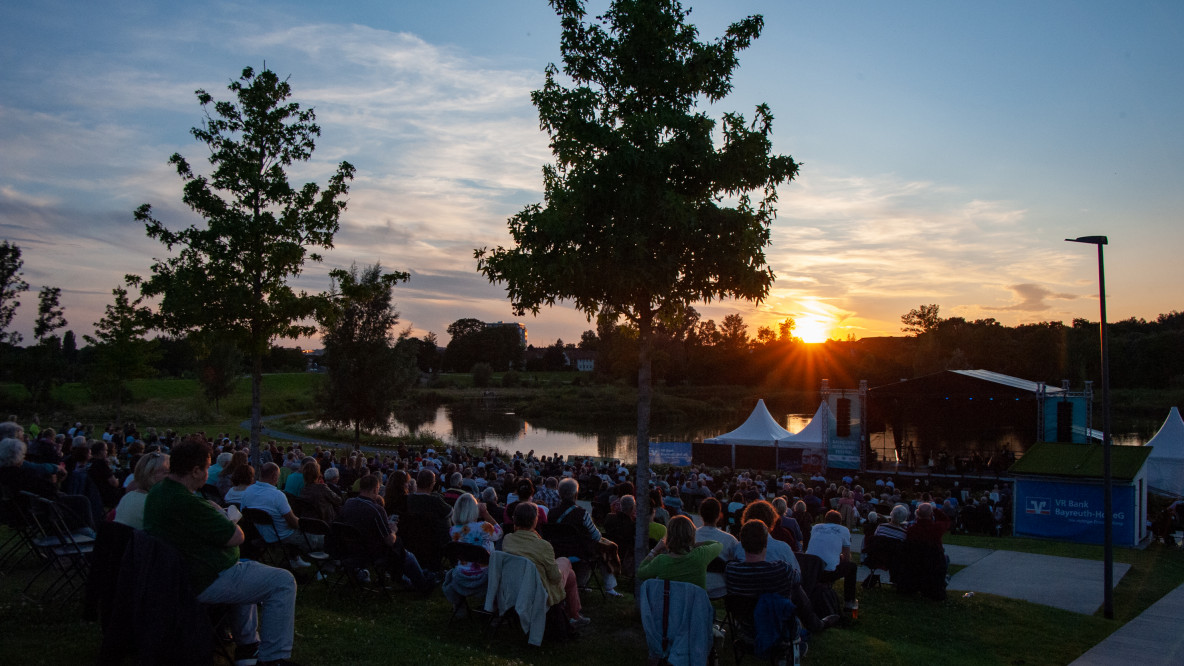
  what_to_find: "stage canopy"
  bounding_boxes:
[1145,406,1184,497]
[704,399,790,447]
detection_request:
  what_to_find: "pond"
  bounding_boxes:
[314,402,815,464]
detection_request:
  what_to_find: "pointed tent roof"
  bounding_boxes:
[777,402,831,447]
[1145,406,1184,496]
[704,399,791,447]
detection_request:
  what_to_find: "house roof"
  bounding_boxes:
[1008,441,1152,481]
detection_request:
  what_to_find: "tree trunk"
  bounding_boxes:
[250,352,262,468]
[633,310,653,572]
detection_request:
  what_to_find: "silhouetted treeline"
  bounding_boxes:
[586,310,1184,391]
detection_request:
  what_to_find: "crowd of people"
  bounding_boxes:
[0,415,1017,663]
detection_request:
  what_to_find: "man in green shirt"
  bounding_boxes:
[145,436,298,666]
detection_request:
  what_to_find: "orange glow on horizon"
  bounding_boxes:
[796,317,834,344]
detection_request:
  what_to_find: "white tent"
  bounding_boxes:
[704,399,791,446]
[777,402,832,448]
[1145,406,1184,497]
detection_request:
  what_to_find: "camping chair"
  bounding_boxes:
[286,493,319,520]
[484,550,559,647]
[398,512,443,572]
[538,522,605,599]
[441,540,493,626]
[198,484,225,506]
[861,533,905,588]
[0,484,38,574]
[639,578,716,666]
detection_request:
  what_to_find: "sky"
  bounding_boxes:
[2,0,1182,349]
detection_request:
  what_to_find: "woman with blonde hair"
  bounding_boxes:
[636,514,722,590]
[113,452,169,529]
[442,492,501,614]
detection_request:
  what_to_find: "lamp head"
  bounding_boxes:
[1065,235,1108,245]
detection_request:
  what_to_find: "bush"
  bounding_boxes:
[501,370,520,388]
[471,363,493,388]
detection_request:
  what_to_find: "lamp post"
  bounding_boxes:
[1065,234,1112,620]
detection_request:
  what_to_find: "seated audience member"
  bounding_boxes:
[223,464,255,506]
[536,476,561,512]
[770,497,803,552]
[650,489,670,526]
[637,514,723,590]
[240,462,322,568]
[113,451,169,529]
[144,437,297,666]
[874,504,909,542]
[300,461,342,522]
[663,486,684,517]
[726,501,802,582]
[694,497,737,598]
[217,451,249,498]
[480,487,505,524]
[442,493,502,613]
[862,504,909,582]
[87,440,122,508]
[805,510,859,611]
[207,451,231,486]
[505,478,548,527]
[725,520,797,597]
[284,459,315,497]
[550,478,622,597]
[339,474,436,592]
[404,469,453,569]
[323,467,344,497]
[897,501,950,600]
[603,494,638,565]
[503,502,591,628]
[383,470,410,517]
[791,500,813,548]
[442,472,466,506]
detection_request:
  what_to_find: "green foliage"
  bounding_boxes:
[901,303,942,335]
[83,283,156,424]
[316,262,415,442]
[443,319,523,372]
[0,240,28,345]
[471,362,493,387]
[196,334,242,414]
[134,65,354,452]
[500,369,521,387]
[33,286,66,343]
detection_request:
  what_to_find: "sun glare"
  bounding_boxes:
[796,318,832,344]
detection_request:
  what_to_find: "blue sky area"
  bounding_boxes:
[1,1,1181,346]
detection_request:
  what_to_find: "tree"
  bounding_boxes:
[476,0,798,566]
[578,330,598,350]
[34,286,66,344]
[0,241,28,346]
[197,335,242,415]
[416,331,442,373]
[901,304,942,335]
[83,283,155,425]
[134,66,354,462]
[444,318,486,372]
[316,262,415,444]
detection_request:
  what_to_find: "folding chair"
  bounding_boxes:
[297,516,334,579]
[328,521,389,597]
[286,493,319,519]
[723,593,799,665]
[20,491,95,604]
[484,550,557,647]
[240,507,293,569]
[0,485,38,573]
[441,540,493,626]
[198,484,225,506]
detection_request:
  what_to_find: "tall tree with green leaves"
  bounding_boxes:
[316,262,415,444]
[901,304,942,336]
[476,0,798,565]
[134,66,355,462]
[0,241,28,346]
[84,283,155,425]
[33,286,66,344]
[197,335,243,416]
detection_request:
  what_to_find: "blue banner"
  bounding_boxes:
[650,441,693,466]
[827,440,860,470]
[1013,479,1136,545]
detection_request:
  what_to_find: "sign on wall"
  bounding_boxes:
[1013,479,1136,545]
[650,441,693,466]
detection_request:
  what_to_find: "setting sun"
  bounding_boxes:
[796,318,833,344]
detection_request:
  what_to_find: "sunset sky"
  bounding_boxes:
[2,1,1181,348]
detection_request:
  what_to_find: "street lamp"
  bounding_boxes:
[1065,234,1112,620]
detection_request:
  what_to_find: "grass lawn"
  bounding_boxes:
[3,526,1181,665]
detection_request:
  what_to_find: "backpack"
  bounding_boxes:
[809,584,842,620]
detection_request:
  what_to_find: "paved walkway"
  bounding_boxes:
[947,551,1131,615]
[1069,582,1184,665]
